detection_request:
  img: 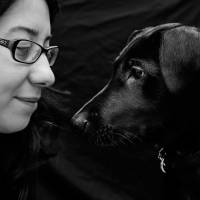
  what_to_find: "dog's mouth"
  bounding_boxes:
[86,125,143,147]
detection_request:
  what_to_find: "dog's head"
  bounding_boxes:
[72,23,200,151]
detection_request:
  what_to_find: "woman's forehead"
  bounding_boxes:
[0,0,51,39]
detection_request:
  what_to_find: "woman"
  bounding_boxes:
[0,0,60,199]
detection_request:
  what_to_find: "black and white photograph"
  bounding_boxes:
[0,0,200,199]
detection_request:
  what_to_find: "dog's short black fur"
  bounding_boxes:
[72,23,200,199]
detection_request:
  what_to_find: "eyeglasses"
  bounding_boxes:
[0,38,59,66]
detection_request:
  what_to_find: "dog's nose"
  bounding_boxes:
[71,112,89,132]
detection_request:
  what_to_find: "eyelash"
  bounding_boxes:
[128,59,140,67]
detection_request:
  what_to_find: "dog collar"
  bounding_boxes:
[158,146,200,174]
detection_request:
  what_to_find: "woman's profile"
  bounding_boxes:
[0,0,60,199]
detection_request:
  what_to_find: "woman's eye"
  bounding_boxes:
[15,47,30,59]
[16,46,29,51]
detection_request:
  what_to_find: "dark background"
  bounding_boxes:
[37,0,200,199]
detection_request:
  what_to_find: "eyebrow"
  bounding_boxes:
[9,26,52,42]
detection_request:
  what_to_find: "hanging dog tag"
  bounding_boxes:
[158,148,167,173]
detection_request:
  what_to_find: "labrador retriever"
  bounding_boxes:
[72,23,200,199]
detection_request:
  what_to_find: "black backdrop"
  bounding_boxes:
[37,0,200,199]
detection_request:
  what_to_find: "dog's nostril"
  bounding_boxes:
[71,112,89,131]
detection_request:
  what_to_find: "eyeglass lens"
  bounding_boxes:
[15,40,58,66]
[47,47,59,66]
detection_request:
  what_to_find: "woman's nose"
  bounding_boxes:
[28,53,55,87]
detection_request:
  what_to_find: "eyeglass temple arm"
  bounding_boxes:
[0,38,9,48]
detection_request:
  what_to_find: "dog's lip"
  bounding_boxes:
[14,96,40,103]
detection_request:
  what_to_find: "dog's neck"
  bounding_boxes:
[158,135,200,174]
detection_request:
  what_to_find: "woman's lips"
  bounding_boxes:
[15,97,40,103]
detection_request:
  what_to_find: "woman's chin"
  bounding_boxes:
[0,115,31,134]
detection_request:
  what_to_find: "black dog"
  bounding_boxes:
[72,23,200,199]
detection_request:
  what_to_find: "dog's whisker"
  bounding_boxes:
[114,128,143,143]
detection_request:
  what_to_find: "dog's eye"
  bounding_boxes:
[129,66,145,80]
[127,59,145,81]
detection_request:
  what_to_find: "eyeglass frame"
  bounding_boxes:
[0,38,59,66]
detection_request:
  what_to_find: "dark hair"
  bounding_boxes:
[0,0,62,199]
[0,88,65,199]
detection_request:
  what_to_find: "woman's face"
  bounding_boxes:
[0,0,55,133]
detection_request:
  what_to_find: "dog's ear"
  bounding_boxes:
[116,23,182,63]
[160,26,200,93]
[127,23,181,44]
[126,27,153,43]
